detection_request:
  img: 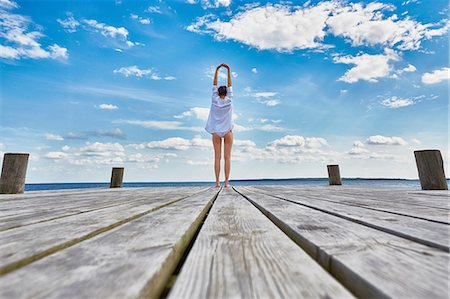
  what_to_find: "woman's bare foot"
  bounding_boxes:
[224,181,230,188]
[215,182,221,188]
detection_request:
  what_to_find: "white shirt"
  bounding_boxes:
[205,85,234,136]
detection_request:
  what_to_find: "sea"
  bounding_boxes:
[24,178,450,191]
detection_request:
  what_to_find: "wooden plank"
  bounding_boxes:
[248,186,449,251]
[258,185,449,223]
[271,185,450,208]
[235,186,450,299]
[0,188,219,299]
[0,187,210,273]
[168,187,354,299]
[0,187,205,231]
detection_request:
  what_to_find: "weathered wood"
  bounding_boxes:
[262,185,450,216]
[0,188,210,271]
[414,150,448,190]
[0,153,29,194]
[169,187,354,299]
[327,164,341,185]
[259,185,450,223]
[0,187,206,231]
[110,167,124,188]
[235,186,449,299]
[0,188,219,299]
[247,186,449,251]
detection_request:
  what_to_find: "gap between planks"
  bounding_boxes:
[243,186,449,252]
[0,187,213,276]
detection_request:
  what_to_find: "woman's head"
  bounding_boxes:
[218,85,227,98]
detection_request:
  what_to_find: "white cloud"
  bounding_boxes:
[83,19,128,39]
[251,67,258,74]
[57,14,80,33]
[411,138,421,145]
[326,2,448,51]
[45,133,64,141]
[333,48,400,83]
[366,135,407,145]
[130,14,151,25]
[268,135,327,148]
[119,119,203,132]
[174,107,210,121]
[0,5,68,60]
[381,96,415,108]
[0,0,17,9]
[190,3,333,52]
[98,103,119,110]
[146,6,162,14]
[45,151,70,159]
[421,67,450,84]
[57,16,141,49]
[187,2,449,52]
[397,64,416,74]
[249,89,281,106]
[113,65,175,80]
[146,137,192,150]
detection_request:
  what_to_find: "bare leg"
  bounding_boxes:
[212,133,222,187]
[224,131,233,187]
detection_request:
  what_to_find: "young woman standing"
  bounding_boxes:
[205,63,234,188]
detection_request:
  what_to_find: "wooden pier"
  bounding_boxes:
[0,185,448,298]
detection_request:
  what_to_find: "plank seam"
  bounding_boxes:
[264,187,450,223]
[233,187,390,299]
[244,187,449,252]
[0,187,213,277]
[139,188,221,299]
[0,188,211,232]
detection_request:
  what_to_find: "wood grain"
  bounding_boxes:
[248,186,449,251]
[235,186,449,299]
[0,187,209,272]
[169,187,354,299]
[0,188,219,299]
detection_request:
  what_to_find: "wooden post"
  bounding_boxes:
[0,153,29,194]
[414,150,448,190]
[327,164,342,185]
[110,167,124,188]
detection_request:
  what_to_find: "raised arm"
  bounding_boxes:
[213,65,220,86]
[223,63,232,87]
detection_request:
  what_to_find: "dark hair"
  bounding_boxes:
[218,85,227,96]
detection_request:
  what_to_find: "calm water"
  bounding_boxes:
[23,178,447,191]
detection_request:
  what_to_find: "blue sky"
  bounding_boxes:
[0,0,449,183]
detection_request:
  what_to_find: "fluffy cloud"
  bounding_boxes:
[146,6,162,14]
[45,141,175,166]
[268,135,327,148]
[130,14,151,25]
[97,103,119,110]
[333,48,400,83]
[366,135,407,145]
[174,107,210,121]
[381,95,426,109]
[56,15,141,49]
[57,14,79,33]
[113,65,175,80]
[421,67,450,84]
[187,1,449,52]
[0,3,68,60]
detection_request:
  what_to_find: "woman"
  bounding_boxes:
[205,63,234,188]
